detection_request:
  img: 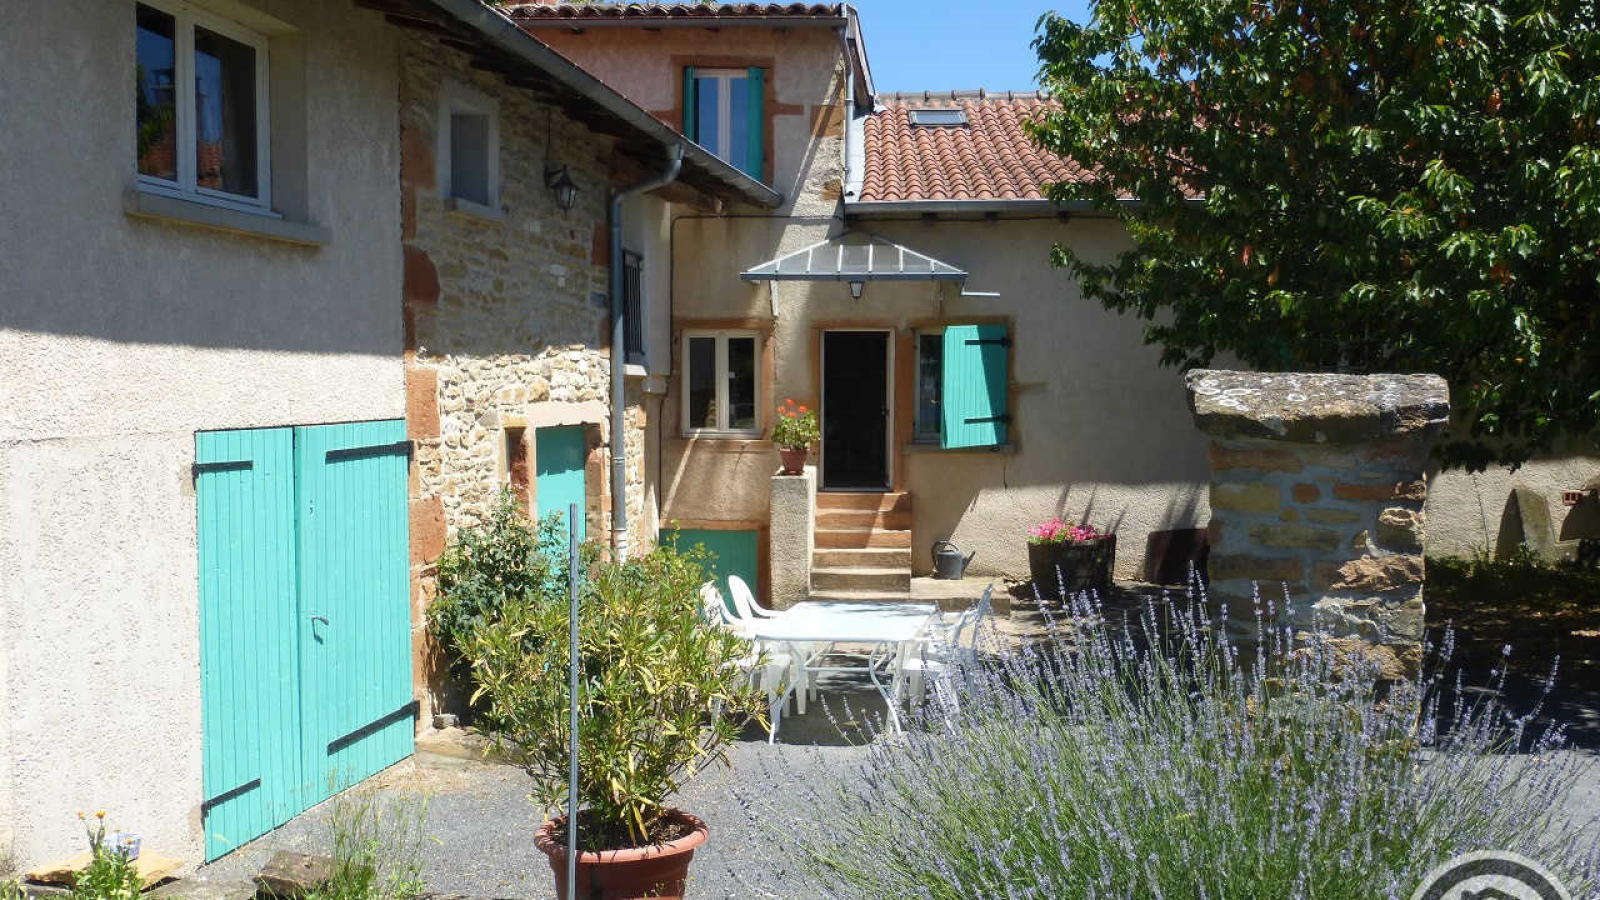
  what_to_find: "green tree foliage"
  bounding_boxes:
[1030,0,1600,469]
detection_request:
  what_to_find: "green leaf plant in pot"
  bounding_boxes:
[460,541,766,900]
[773,398,819,475]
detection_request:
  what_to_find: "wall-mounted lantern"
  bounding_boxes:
[545,164,578,214]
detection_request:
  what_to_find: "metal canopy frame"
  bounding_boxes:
[739,230,967,282]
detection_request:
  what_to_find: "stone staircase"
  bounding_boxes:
[811,492,913,602]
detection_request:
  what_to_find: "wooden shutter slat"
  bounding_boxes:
[941,324,1010,449]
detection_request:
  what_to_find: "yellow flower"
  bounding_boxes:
[95,810,106,819]
[78,812,86,820]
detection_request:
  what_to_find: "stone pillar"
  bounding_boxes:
[1185,370,1449,677]
[769,465,817,610]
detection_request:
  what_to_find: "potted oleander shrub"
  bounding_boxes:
[461,542,765,900]
[1026,517,1115,598]
[772,398,819,475]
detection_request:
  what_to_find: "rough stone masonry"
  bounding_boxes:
[1186,370,1451,677]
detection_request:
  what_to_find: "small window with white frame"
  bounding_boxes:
[136,0,272,212]
[914,328,944,443]
[437,81,500,217]
[682,331,760,436]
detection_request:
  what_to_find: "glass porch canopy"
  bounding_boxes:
[739,231,967,283]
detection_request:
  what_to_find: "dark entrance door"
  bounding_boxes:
[822,331,889,490]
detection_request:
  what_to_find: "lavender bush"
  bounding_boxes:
[741,585,1599,899]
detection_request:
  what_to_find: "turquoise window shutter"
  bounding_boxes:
[745,66,765,180]
[682,66,697,140]
[941,324,1010,448]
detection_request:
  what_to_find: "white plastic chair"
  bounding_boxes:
[899,583,993,707]
[727,575,814,714]
[700,582,793,739]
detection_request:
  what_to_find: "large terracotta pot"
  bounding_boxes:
[778,446,807,475]
[534,809,708,900]
[1028,535,1116,601]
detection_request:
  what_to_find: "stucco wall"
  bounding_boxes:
[1427,455,1600,559]
[0,0,402,867]
[661,215,1213,582]
[528,24,847,217]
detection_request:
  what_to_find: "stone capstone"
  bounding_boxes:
[1186,370,1449,444]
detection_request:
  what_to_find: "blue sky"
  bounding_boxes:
[854,0,1094,95]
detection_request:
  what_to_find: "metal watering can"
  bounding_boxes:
[932,540,976,580]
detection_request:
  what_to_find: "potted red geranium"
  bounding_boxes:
[773,398,819,475]
[1026,518,1115,599]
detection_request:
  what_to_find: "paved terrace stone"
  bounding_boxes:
[1185,369,1450,444]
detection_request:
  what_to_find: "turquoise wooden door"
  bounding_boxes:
[294,421,414,804]
[195,427,301,860]
[196,421,412,860]
[536,426,587,541]
[666,528,759,612]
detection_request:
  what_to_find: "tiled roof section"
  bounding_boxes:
[860,90,1099,204]
[508,3,844,22]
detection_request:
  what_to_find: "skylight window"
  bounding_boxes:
[907,108,967,127]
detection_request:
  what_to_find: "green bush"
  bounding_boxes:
[426,490,574,662]
[461,543,765,851]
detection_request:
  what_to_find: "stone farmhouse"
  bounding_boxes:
[1,0,1593,873]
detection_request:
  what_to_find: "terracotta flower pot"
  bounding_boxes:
[778,446,807,475]
[534,809,709,900]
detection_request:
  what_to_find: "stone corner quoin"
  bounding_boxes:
[1184,369,1451,445]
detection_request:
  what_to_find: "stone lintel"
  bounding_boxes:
[1185,370,1449,444]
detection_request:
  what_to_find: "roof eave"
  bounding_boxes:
[845,198,1146,216]
[516,15,849,28]
[418,0,783,209]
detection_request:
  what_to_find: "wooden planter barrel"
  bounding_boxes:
[1028,535,1116,601]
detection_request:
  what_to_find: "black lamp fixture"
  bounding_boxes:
[545,164,578,213]
[848,280,865,300]
[541,107,578,214]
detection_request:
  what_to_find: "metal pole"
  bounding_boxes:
[566,502,580,900]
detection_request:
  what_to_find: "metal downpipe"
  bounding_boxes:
[610,144,684,557]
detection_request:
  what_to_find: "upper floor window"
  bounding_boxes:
[683,67,765,181]
[136,1,271,212]
[437,81,500,217]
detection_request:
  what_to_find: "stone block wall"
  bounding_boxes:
[1187,370,1450,676]
[398,34,653,723]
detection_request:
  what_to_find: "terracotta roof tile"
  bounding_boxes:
[860,91,1098,204]
[508,3,844,22]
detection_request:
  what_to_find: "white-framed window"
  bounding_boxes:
[913,328,944,444]
[437,81,500,217]
[136,0,272,214]
[682,331,760,436]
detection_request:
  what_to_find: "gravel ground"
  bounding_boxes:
[185,636,1600,900]
[189,670,892,900]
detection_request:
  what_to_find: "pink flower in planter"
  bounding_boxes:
[1027,517,1108,545]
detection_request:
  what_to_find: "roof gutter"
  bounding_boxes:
[421,0,781,209]
[845,198,1147,217]
[610,145,684,558]
[518,15,848,28]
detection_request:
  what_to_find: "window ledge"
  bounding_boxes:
[904,441,1017,455]
[125,189,329,246]
[445,196,504,222]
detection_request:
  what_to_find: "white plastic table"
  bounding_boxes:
[747,601,936,739]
